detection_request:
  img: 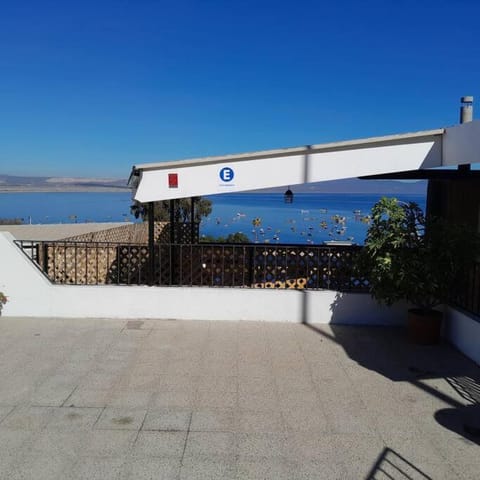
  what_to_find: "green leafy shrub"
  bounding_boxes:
[357,197,480,312]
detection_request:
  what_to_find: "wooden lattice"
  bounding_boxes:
[39,241,367,291]
[43,244,118,285]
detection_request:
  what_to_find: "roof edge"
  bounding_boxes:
[133,128,445,172]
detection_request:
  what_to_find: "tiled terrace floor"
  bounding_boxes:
[0,317,478,479]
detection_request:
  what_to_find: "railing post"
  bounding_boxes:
[169,199,176,285]
[42,242,48,274]
[147,202,155,286]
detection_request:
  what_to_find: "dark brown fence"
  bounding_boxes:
[15,240,368,292]
[452,261,480,318]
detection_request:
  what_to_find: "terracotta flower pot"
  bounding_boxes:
[407,308,443,345]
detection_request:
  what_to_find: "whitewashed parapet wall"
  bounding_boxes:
[0,232,404,325]
[2,231,478,364]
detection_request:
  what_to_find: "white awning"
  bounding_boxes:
[129,121,480,203]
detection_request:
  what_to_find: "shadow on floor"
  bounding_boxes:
[434,404,480,446]
[301,291,480,445]
[365,447,433,480]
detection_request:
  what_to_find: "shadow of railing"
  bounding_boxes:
[365,447,433,479]
[445,375,480,404]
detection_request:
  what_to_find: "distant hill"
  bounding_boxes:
[0,175,129,192]
[256,178,427,195]
[0,174,427,195]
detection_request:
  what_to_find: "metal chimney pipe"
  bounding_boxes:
[460,95,473,123]
[459,96,474,171]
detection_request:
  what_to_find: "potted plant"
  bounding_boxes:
[357,197,479,344]
[0,292,7,316]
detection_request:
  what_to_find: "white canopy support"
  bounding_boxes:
[129,121,480,203]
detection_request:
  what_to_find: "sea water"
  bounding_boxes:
[203,192,426,244]
[0,191,426,245]
[0,192,134,224]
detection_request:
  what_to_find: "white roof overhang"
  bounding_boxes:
[129,120,480,203]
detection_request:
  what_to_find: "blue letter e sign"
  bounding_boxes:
[219,167,234,182]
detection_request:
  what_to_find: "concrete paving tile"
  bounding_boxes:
[282,408,328,433]
[190,408,236,432]
[143,408,192,431]
[95,407,146,431]
[276,376,316,396]
[427,428,480,473]
[80,430,137,457]
[0,318,478,479]
[236,409,285,433]
[165,361,202,377]
[277,391,321,410]
[124,457,181,480]
[332,434,387,478]
[157,374,199,390]
[116,374,160,391]
[238,364,273,378]
[108,390,153,408]
[184,431,236,458]
[196,375,238,394]
[69,456,128,480]
[30,376,78,406]
[133,431,186,458]
[236,432,288,458]
[46,406,103,430]
[180,456,237,480]
[290,459,348,480]
[285,432,340,461]
[373,408,421,437]
[150,389,196,408]
[361,446,461,480]
[195,389,237,409]
[29,430,86,458]
[237,392,279,411]
[0,382,35,404]
[0,406,55,430]
[235,457,292,480]
[6,452,75,480]
[0,428,34,472]
[67,388,111,407]
[0,404,15,422]
[238,376,276,396]
[324,405,376,434]
[379,432,448,467]
[202,364,238,377]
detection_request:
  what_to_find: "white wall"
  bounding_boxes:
[443,120,480,166]
[2,232,479,364]
[444,306,480,365]
[0,232,405,325]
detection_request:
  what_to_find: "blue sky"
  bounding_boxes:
[1,0,479,178]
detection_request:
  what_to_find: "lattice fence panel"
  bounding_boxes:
[44,244,118,285]
[106,245,150,285]
[157,223,200,244]
[39,241,366,291]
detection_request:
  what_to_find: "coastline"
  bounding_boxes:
[0,186,130,193]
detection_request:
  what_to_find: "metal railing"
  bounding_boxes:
[14,240,368,292]
[452,261,480,318]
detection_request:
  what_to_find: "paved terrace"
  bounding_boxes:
[0,317,478,479]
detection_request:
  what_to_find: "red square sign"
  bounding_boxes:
[168,173,178,188]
